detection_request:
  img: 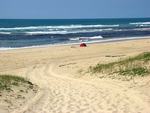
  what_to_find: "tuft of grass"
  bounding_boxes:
[117,67,150,77]
[89,52,150,78]
[0,75,33,91]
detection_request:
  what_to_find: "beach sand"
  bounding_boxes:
[0,38,150,113]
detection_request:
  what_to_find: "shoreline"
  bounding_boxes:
[0,35,150,51]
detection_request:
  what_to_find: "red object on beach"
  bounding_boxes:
[80,43,87,47]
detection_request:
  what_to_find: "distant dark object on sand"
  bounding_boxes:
[80,43,87,47]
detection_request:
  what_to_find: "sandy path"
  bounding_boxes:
[11,62,150,113]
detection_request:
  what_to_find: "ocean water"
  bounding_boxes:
[0,18,150,49]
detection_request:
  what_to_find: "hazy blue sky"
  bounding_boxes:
[0,0,150,19]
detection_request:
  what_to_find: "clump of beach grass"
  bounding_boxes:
[0,75,38,109]
[0,75,33,91]
[89,52,150,79]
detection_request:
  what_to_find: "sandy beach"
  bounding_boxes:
[0,38,150,113]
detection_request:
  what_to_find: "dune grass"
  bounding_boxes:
[89,52,150,78]
[0,75,33,91]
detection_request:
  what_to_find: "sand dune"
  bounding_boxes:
[0,38,150,113]
[10,63,150,113]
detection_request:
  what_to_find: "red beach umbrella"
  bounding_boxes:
[80,43,87,47]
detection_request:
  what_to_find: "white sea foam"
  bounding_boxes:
[0,24,117,35]
[26,31,68,35]
[25,28,113,35]
[0,32,11,34]
[89,36,103,39]
[0,47,16,50]
[0,26,45,30]
[0,28,113,35]
[69,36,103,41]
[69,38,80,41]
[0,24,119,31]
[130,22,150,25]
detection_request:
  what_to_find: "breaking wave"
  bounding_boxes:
[25,28,113,35]
[0,32,11,34]
[130,22,150,25]
[0,24,118,35]
[0,24,119,31]
[69,36,103,41]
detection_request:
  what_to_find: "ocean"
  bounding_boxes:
[0,18,150,50]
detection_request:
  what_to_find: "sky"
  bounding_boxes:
[0,0,150,19]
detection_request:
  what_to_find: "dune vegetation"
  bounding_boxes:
[89,52,150,79]
[0,75,34,91]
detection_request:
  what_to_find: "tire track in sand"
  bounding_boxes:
[12,63,150,113]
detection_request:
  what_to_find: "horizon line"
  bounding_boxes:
[0,17,150,20]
